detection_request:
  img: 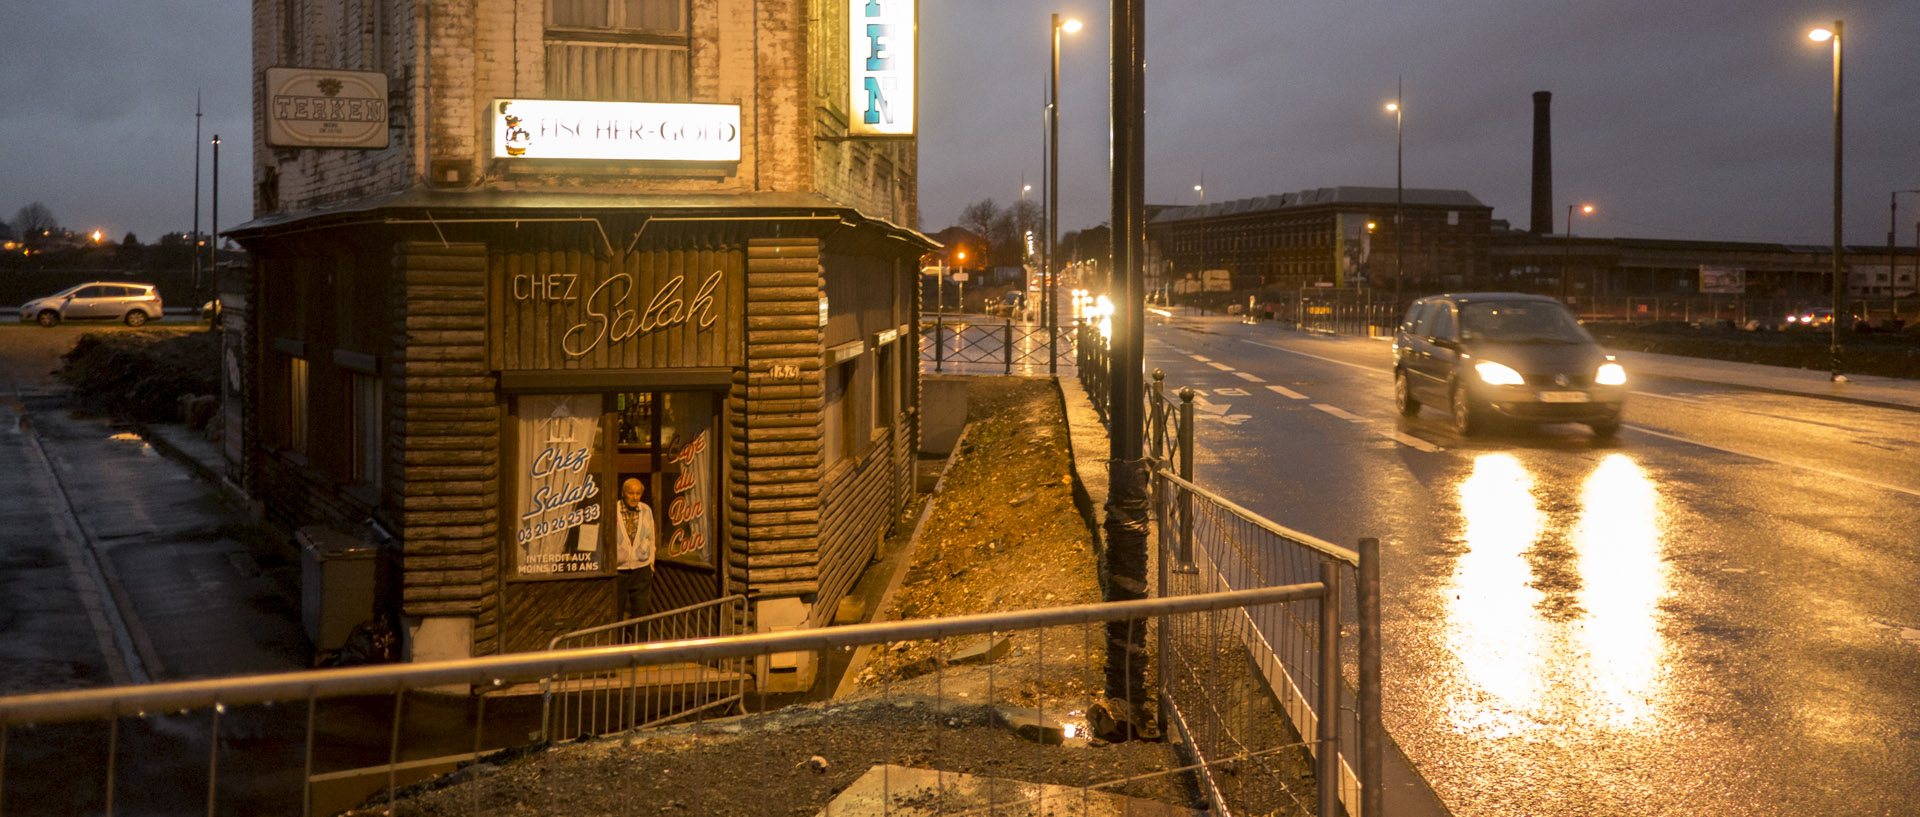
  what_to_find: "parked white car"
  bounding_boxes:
[19,282,164,327]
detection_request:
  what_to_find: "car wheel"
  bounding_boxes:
[36,310,60,327]
[1394,368,1421,417]
[124,310,150,327]
[1449,383,1481,436]
[1589,419,1620,439]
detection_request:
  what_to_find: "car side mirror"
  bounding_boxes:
[1431,336,1459,351]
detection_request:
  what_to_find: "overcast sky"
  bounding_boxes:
[4,1,1914,248]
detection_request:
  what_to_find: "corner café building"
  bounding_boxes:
[228,0,930,692]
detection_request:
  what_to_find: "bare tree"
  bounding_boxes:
[957,199,1000,243]
[13,202,57,237]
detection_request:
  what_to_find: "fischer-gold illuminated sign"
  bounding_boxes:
[849,0,915,136]
[492,99,741,162]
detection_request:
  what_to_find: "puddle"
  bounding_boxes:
[108,431,158,457]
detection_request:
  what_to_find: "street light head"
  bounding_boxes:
[1366,222,1377,231]
[1808,27,1833,42]
[1581,204,1594,215]
[1385,102,1399,112]
[1061,18,1082,34]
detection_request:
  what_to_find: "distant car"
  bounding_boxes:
[19,282,164,327]
[1393,292,1626,438]
[1784,307,1833,327]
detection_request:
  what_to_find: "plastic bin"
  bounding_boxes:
[298,525,379,651]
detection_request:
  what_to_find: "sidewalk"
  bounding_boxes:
[1606,348,1920,411]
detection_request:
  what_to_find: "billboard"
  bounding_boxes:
[1699,265,1745,294]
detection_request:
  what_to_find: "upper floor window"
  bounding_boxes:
[546,0,690,102]
[550,0,684,34]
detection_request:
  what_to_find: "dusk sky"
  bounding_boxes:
[5,1,1915,248]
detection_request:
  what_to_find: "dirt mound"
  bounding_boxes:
[58,329,218,421]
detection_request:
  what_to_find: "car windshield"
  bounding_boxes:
[1458,301,1592,344]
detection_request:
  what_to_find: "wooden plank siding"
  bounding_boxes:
[728,239,825,597]
[814,436,893,626]
[391,242,502,655]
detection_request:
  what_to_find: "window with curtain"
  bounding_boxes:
[545,0,690,102]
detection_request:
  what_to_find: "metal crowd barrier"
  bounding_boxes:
[541,595,751,742]
[917,313,1077,376]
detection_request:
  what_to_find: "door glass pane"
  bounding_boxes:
[659,393,715,568]
[513,394,607,577]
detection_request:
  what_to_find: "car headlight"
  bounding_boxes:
[1474,361,1526,386]
[1595,362,1627,386]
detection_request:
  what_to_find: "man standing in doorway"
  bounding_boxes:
[617,477,657,619]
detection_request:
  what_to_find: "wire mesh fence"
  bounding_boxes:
[1153,470,1379,817]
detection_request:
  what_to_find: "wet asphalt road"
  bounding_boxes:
[0,324,311,694]
[1144,315,1920,816]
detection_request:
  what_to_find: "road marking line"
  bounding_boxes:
[1190,355,1212,362]
[1207,362,1234,371]
[1387,431,1444,453]
[1242,340,1384,375]
[1311,404,1366,422]
[1632,391,1708,406]
[1630,425,1920,498]
[1234,371,1264,382]
[1266,385,1309,400]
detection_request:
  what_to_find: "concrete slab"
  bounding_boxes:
[814,764,1201,817]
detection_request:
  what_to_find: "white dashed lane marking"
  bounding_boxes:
[1387,431,1444,453]
[1206,362,1234,371]
[1234,371,1264,382]
[1265,385,1309,400]
[1312,404,1366,422]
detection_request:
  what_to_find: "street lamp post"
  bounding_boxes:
[1048,14,1081,376]
[1810,22,1844,381]
[1560,203,1592,308]
[1386,77,1402,309]
[210,134,222,284]
[1888,190,1919,323]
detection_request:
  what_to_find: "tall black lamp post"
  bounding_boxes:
[1048,14,1081,375]
[1810,21,1845,381]
[1888,190,1919,322]
[1100,0,1151,742]
[210,134,222,285]
[1386,79,1402,308]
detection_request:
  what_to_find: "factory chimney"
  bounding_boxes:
[1531,91,1553,234]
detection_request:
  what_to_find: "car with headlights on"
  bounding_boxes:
[1393,293,1626,437]
[19,282,164,327]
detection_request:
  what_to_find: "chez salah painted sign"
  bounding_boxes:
[504,259,732,367]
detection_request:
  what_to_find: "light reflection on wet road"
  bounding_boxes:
[1144,316,1920,817]
[1445,453,1672,740]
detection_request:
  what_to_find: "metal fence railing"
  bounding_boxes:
[541,595,751,742]
[0,587,1338,817]
[1154,471,1382,817]
[918,313,1077,376]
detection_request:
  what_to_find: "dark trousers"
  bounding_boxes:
[619,566,655,620]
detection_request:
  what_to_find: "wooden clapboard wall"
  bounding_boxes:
[728,238,825,597]
[390,242,502,655]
